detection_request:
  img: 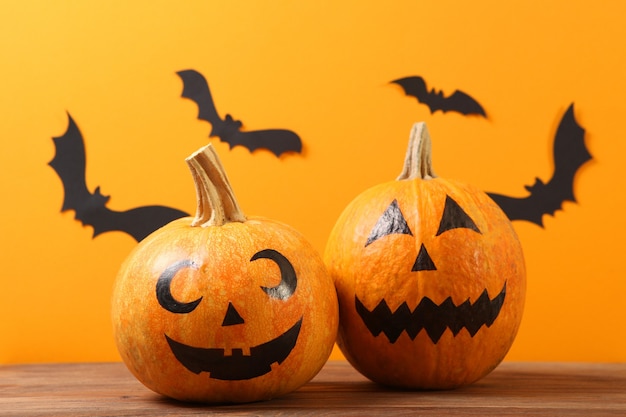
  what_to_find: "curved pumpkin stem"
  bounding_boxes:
[185,144,247,227]
[396,122,437,181]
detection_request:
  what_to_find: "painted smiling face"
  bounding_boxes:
[156,250,302,381]
[324,123,526,389]
[112,145,338,403]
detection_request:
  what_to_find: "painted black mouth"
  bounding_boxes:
[165,317,303,380]
[355,282,506,344]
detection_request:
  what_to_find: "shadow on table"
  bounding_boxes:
[152,366,626,414]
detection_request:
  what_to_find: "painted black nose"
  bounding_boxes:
[222,302,245,326]
[412,243,437,271]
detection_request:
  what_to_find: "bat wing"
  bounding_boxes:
[391,76,429,105]
[228,129,303,157]
[487,193,545,226]
[445,90,487,117]
[177,69,222,125]
[49,113,189,241]
[49,113,94,214]
[488,103,591,226]
[546,103,591,204]
[391,76,486,117]
[90,205,189,242]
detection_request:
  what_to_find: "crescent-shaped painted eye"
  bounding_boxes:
[156,260,202,314]
[251,249,297,301]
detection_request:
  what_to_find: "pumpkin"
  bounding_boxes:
[111,144,338,403]
[324,123,526,389]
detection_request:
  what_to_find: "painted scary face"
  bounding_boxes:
[355,195,507,344]
[325,183,525,388]
[155,248,303,380]
[324,124,526,389]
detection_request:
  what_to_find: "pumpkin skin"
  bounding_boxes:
[324,123,526,389]
[111,145,338,403]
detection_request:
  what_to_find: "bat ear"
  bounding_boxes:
[524,178,545,192]
[93,186,111,204]
[224,114,243,128]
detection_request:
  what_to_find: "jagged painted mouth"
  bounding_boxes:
[355,282,506,344]
[165,317,303,380]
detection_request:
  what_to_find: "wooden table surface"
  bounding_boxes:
[1,360,625,416]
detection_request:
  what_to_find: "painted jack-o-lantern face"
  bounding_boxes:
[355,196,507,345]
[112,145,338,403]
[156,249,303,381]
[324,123,525,389]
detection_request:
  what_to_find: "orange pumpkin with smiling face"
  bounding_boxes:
[324,123,526,389]
[111,144,338,403]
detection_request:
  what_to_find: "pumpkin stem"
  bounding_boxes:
[185,144,247,227]
[396,122,437,181]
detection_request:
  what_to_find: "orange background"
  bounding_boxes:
[1,1,624,364]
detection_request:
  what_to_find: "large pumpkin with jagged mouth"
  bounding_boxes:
[324,123,526,389]
[112,144,338,403]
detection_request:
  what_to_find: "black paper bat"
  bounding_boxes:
[177,69,302,157]
[391,76,487,117]
[49,113,189,241]
[487,104,591,227]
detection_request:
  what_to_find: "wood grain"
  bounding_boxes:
[1,361,625,416]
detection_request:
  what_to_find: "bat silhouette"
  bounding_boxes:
[487,103,591,227]
[177,69,302,157]
[49,113,189,241]
[391,76,487,117]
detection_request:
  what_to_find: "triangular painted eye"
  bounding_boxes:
[365,199,413,247]
[436,195,481,236]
